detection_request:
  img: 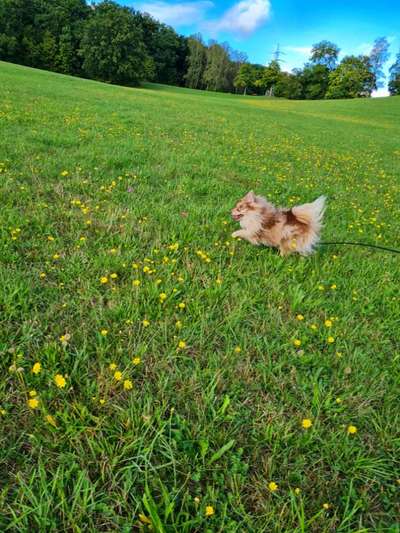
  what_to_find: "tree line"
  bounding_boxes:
[241,38,400,99]
[1,0,399,98]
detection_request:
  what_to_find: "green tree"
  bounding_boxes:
[326,55,376,99]
[300,63,330,99]
[0,0,89,73]
[234,63,255,95]
[79,1,148,85]
[274,71,303,99]
[56,25,75,74]
[203,41,231,92]
[185,34,207,89]
[0,0,38,64]
[255,59,281,95]
[369,37,390,88]
[310,40,340,70]
[388,50,400,95]
[135,12,187,85]
[40,29,58,70]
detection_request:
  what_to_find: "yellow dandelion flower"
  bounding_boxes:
[52,253,60,260]
[175,320,182,329]
[347,425,357,434]
[234,346,241,353]
[28,398,39,409]
[39,272,46,279]
[268,481,278,492]
[114,371,122,381]
[123,379,133,390]
[178,340,186,349]
[310,324,318,330]
[294,487,301,495]
[60,170,69,176]
[59,333,70,345]
[330,284,337,290]
[205,506,215,517]
[100,329,108,336]
[327,336,335,344]
[32,362,41,374]
[99,398,106,405]
[142,319,150,327]
[324,319,333,327]
[159,292,167,301]
[54,374,66,388]
[296,314,304,321]
[132,357,141,365]
[110,273,118,279]
[336,397,342,404]
[109,363,117,371]
[294,339,302,347]
[100,276,108,284]
[323,503,330,510]
[302,418,313,429]
[132,279,140,286]
[178,302,186,309]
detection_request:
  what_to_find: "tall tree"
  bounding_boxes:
[326,55,376,99]
[203,41,231,92]
[369,37,390,88]
[300,63,330,99]
[185,34,207,89]
[79,1,148,85]
[310,40,340,70]
[388,50,400,95]
[234,63,255,95]
[274,71,303,99]
[134,12,187,85]
[255,59,281,95]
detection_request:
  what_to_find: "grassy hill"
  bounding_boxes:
[1,61,399,531]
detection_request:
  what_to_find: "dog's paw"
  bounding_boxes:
[231,231,242,239]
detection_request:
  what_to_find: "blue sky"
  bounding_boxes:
[124,0,400,95]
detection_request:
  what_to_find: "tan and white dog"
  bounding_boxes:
[231,192,326,256]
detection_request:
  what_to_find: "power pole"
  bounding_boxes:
[273,43,285,64]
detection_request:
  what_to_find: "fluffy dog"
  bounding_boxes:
[231,192,326,256]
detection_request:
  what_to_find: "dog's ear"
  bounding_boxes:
[244,190,256,202]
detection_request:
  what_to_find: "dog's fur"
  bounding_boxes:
[231,192,326,256]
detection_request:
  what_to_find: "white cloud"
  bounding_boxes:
[139,1,213,26]
[206,0,271,36]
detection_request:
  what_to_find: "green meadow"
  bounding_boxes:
[1,61,400,532]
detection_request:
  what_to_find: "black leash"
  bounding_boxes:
[319,241,400,254]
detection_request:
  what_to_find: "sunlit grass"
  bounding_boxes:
[1,60,399,531]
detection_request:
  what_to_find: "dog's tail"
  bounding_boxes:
[292,196,326,232]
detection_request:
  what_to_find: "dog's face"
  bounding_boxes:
[231,191,257,221]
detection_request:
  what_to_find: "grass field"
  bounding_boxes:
[1,60,400,532]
